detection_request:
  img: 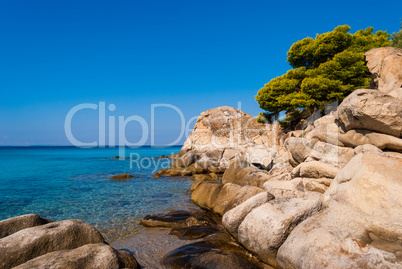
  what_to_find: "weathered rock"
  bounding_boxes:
[109,173,133,180]
[335,89,402,138]
[277,208,402,269]
[191,181,223,211]
[238,197,322,267]
[13,243,138,269]
[365,47,402,99]
[171,152,199,168]
[0,214,51,239]
[307,123,402,152]
[193,150,224,173]
[223,185,266,214]
[230,167,272,187]
[285,137,355,168]
[223,192,274,239]
[263,178,327,198]
[277,152,402,268]
[291,161,339,179]
[181,106,276,153]
[245,145,275,168]
[222,156,251,184]
[296,178,329,193]
[212,183,242,215]
[263,179,304,199]
[0,219,105,268]
[353,144,383,154]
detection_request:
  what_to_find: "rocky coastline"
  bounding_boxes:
[0,47,401,268]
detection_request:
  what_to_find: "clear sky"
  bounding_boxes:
[0,0,400,146]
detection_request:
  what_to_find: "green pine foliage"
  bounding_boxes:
[391,21,402,48]
[256,25,392,125]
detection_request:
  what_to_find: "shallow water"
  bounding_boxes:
[0,146,196,241]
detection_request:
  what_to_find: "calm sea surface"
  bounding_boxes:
[0,146,197,241]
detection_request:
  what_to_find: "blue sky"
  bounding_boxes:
[0,0,400,146]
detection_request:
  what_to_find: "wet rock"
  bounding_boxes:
[0,219,105,268]
[169,226,219,240]
[13,243,138,269]
[162,238,263,269]
[140,210,217,228]
[109,174,134,180]
[155,154,169,159]
[140,211,193,228]
[155,168,193,177]
[0,214,51,239]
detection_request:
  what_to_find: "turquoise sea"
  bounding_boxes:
[0,146,196,241]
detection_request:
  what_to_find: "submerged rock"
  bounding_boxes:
[169,226,219,240]
[140,210,218,228]
[109,173,134,180]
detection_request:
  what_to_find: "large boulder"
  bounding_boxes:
[222,192,274,239]
[212,183,242,215]
[222,156,251,184]
[335,89,402,138]
[365,47,402,99]
[223,185,266,214]
[13,243,138,269]
[0,214,51,239]
[191,181,223,211]
[277,152,402,268]
[230,167,272,187]
[0,219,105,268]
[237,197,322,267]
[181,106,282,153]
